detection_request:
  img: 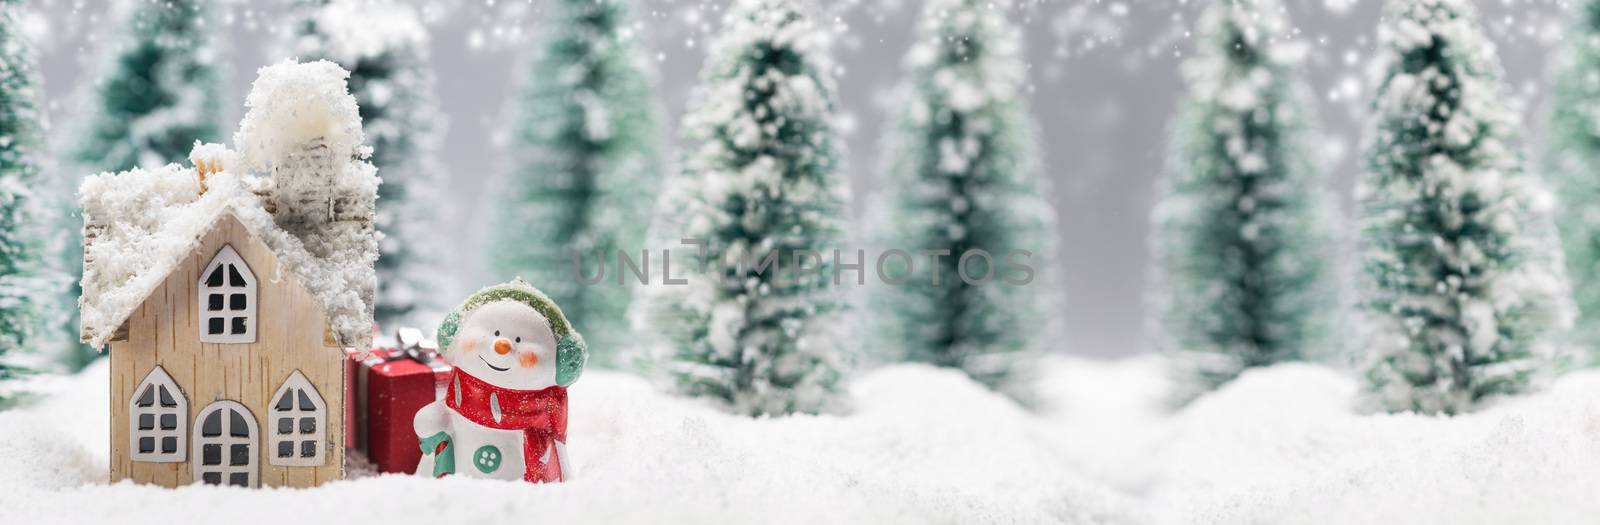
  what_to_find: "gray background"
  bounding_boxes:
[26,0,1570,356]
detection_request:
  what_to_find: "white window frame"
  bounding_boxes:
[267,371,327,467]
[129,366,187,463]
[198,244,257,344]
[192,400,259,488]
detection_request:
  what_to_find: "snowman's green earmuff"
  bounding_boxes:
[437,278,588,386]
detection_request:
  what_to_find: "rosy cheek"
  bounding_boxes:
[517,351,540,369]
[460,338,479,354]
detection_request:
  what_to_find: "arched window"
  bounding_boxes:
[198,245,256,344]
[268,371,327,467]
[129,366,186,462]
[192,400,258,487]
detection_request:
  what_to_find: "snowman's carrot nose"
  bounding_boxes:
[494,338,513,355]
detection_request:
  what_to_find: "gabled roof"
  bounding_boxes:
[79,161,378,350]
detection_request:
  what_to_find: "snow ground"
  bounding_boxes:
[2,356,1598,524]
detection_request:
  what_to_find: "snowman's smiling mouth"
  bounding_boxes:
[478,355,511,372]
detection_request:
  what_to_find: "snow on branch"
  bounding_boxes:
[313,0,428,63]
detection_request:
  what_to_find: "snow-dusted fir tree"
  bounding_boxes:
[1359,0,1571,414]
[282,0,445,328]
[489,0,663,365]
[871,0,1055,391]
[1152,0,1341,398]
[1542,0,1600,363]
[647,0,850,416]
[68,0,223,175]
[1,0,64,384]
[58,0,225,369]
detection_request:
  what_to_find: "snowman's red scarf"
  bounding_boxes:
[444,368,568,482]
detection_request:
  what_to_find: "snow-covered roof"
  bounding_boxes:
[79,60,379,350]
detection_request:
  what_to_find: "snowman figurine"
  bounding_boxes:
[414,279,587,482]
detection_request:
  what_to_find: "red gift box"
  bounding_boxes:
[345,328,452,474]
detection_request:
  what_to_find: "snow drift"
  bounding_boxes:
[2,356,1598,524]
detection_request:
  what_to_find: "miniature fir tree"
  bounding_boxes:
[283,0,445,329]
[1542,0,1600,363]
[68,0,224,175]
[489,0,664,365]
[647,0,850,416]
[1,0,64,383]
[58,0,225,369]
[870,0,1056,391]
[1359,0,1571,414]
[1152,0,1341,398]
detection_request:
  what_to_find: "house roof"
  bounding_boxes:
[78,61,379,350]
[79,166,378,350]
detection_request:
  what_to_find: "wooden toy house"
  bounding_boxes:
[78,61,380,488]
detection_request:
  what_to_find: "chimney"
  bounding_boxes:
[272,138,338,232]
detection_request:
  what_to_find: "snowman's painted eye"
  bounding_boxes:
[515,337,522,343]
[494,330,500,337]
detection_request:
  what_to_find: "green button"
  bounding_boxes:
[473,445,502,473]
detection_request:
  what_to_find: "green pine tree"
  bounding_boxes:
[2,0,65,388]
[1359,0,1571,415]
[283,0,445,329]
[646,0,850,416]
[70,0,223,172]
[489,0,664,365]
[59,0,225,368]
[1542,0,1600,364]
[870,0,1056,391]
[1152,0,1341,399]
